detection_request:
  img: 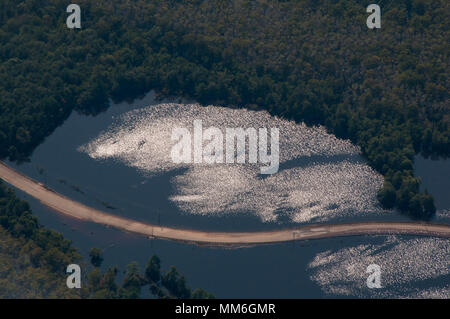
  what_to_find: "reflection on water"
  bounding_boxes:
[10,91,405,231]
[6,91,448,298]
[309,235,449,298]
[307,156,450,298]
[79,102,385,224]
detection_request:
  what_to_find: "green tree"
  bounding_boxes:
[421,192,436,220]
[145,255,161,284]
[88,267,102,294]
[377,181,396,209]
[89,248,104,268]
[408,194,424,218]
[162,266,191,299]
[122,262,144,299]
[191,288,215,299]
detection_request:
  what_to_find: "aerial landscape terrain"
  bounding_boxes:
[0,0,448,301]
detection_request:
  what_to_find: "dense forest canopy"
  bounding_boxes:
[0,1,448,217]
[0,180,82,298]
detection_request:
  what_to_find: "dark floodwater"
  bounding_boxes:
[6,92,449,298]
[16,190,394,298]
[415,155,450,211]
[8,92,410,232]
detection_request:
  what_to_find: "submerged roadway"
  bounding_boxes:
[1,161,449,246]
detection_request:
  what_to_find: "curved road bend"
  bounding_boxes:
[1,161,449,246]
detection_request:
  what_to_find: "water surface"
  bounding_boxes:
[7,92,448,298]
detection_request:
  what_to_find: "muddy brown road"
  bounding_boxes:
[1,161,449,246]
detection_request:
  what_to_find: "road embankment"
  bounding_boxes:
[1,161,449,246]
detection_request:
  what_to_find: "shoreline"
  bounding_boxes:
[1,161,449,247]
